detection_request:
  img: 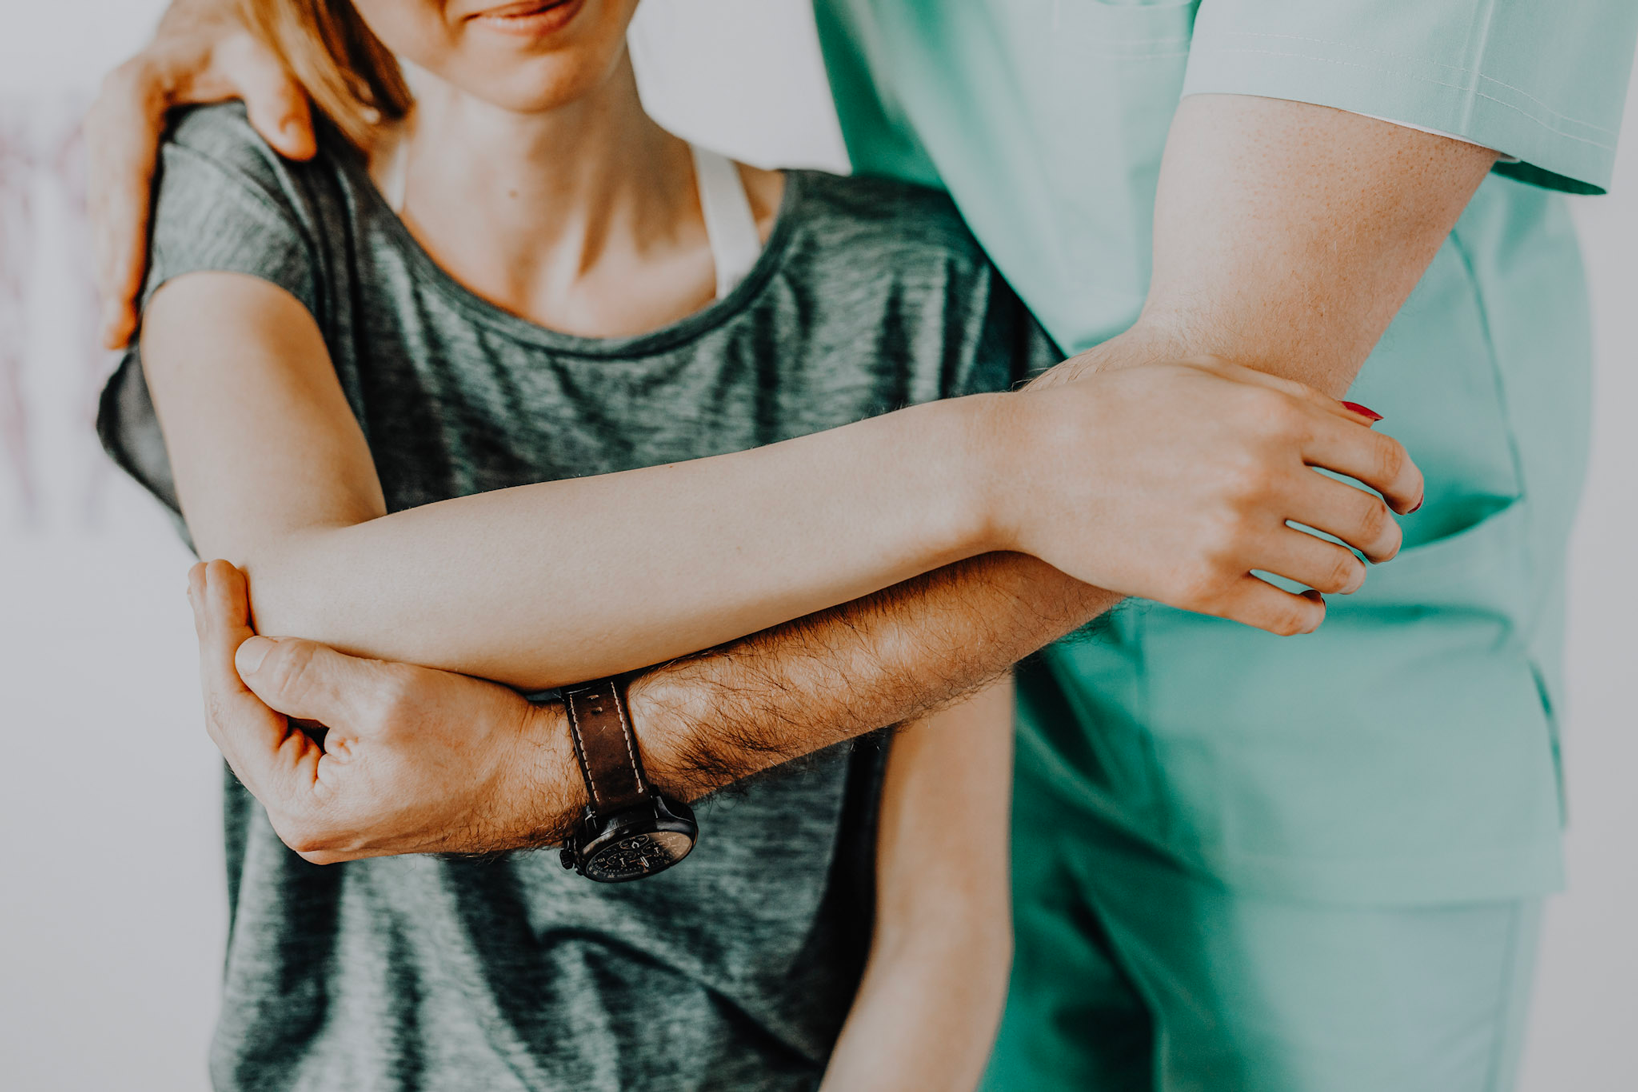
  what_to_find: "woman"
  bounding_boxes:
[98,1,1415,1089]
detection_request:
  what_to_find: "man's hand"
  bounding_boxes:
[187,559,580,864]
[86,0,314,349]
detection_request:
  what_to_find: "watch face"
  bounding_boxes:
[584,830,695,882]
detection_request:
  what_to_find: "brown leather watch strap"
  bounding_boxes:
[562,678,650,817]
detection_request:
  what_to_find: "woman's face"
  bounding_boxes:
[350,0,642,113]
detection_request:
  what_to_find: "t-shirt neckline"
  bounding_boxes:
[343,136,805,359]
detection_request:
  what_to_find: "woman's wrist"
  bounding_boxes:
[950,390,1035,558]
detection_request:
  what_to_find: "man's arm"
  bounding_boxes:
[192,554,1103,862]
[1046,94,1500,397]
[629,553,1104,802]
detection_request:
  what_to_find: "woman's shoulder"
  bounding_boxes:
[157,102,369,259]
[148,104,369,324]
[786,170,992,275]
[163,102,354,202]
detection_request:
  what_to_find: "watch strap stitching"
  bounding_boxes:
[610,683,645,791]
[564,679,649,815]
[564,689,605,810]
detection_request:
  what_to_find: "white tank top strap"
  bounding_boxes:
[381,133,762,301]
[689,143,763,300]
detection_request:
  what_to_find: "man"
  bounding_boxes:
[90,1,1636,1089]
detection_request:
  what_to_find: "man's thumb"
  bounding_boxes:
[225,35,317,161]
[235,635,277,676]
[234,635,383,727]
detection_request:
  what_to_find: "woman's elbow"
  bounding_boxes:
[226,538,347,642]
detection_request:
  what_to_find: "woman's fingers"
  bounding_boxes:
[1283,471,1404,564]
[1256,527,1369,595]
[1190,358,1422,508]
[192,559,259,705]
[1208,578,1328,637]
[1300,416,1423,515]
[1303,422,1421,517]
[1192,357,1389,427]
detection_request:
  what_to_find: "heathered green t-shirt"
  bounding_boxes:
[98,104,1049,1091]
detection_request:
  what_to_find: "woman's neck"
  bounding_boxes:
[379,53,717,337]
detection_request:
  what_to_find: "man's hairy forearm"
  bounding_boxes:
[626,553,1118,800]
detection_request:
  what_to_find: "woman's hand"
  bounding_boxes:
[980,356,1423,636]
[84,0,313,349]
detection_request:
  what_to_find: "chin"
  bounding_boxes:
[439,45,624,114]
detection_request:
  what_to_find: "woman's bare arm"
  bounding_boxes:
[819,679,1015,1092]
[141,271,996,689]
[141,270,1419,690]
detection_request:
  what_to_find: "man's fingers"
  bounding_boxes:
[85,27,314,349]
[197,559,259,700]
[1210,577,1327,637]
[191,560,325,804]
[1301,417,1424,515]
[85,61,169,349]
[234,631,407,735]
[220,35,317,160]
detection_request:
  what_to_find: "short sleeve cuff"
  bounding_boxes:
[1181,2,1637,195]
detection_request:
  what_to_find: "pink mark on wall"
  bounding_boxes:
[0,105,38,522]
[0,94,119,531]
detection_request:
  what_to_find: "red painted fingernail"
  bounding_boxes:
[1341,401,1383,422]
[1409,494,1424,514]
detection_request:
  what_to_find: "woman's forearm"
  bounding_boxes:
[148,270,1427,688]
[819,927,1012,1092]
[145,270,1008,690]
[245,393,1000,690]
[819,684,1014,1091]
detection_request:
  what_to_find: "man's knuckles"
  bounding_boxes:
[265,794,363,863]
[273,817,349,865]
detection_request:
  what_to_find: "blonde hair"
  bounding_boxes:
[240,0,413,150]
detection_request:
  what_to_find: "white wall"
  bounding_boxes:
[1521,75,1638,1092]
[0,4,1632,1090]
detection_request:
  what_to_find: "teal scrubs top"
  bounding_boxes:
[814,0,1637,903]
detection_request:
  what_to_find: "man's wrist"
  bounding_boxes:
[624,669,716,802]
[512,698,590,848]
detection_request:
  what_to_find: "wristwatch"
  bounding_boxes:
[557,677,698,883]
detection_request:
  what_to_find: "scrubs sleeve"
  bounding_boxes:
[1180,0,1638,194]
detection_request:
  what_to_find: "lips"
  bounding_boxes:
[466,0,584,37]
